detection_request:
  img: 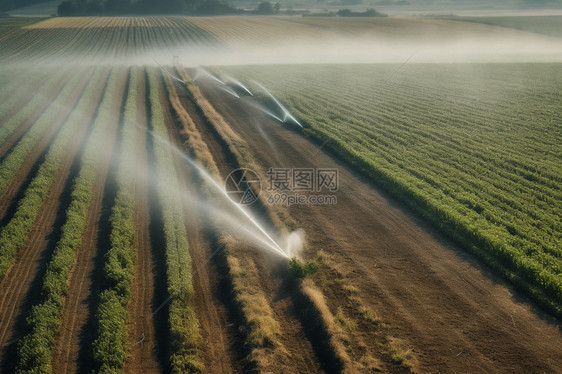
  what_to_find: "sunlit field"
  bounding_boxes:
[0,12,561,374]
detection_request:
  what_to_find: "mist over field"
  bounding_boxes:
[0,8,561,374]
[3,16,562,68]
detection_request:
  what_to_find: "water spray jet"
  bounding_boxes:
[149,60,297,260]
[145,125,290,259]
[218,85,241,98]
[252,81,303,128]
[194,67,225,85]
[225,74,254,96]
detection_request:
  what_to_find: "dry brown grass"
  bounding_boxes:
[163,71,289,372]
[227,255,280,348]
[178,66,295,232]
[386,337,417,371]
[301,278,353,372]
[163,72,220,179]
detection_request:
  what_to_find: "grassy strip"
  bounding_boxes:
[0,69,55,120]
[176,67,292,230]
[0,68,106,281]
[14,68,120,373]
[91,67,138,373]
[225,252,282,369]
[297,278,351,373]
[163,72,286,370]
[147,67,203,373]
[0,70,86,195]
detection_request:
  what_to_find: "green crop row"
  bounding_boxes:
[147,67,203,373]
[92,67,139,373]
[0,69,56,120]
[14,68,121,373]
[0,69,70,147]
[223,63,562,317]
[0,69,87,195]
[0,68,105,281]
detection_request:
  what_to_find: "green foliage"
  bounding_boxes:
[58,0,239,15]
[147,67,203,372]
[0,69,57,122]
[257,1,273,14]
[289,257,319,279]
[336,8,386,17]
[0,71,84,195]
[15,67,115,373]
[92,290,128,373]
[449,15,562,38]
[92,67,139,373]
[225,63,562,317]
[0,69,101,282]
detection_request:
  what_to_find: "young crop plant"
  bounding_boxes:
[147,66,203,373]
[15,68,121,374]
[0,70,86,195]
[0,68,63,124]
[288,257,319,279]
[92,67,139,373]
[0,68,106,281]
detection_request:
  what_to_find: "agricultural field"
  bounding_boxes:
[220,63,562,314]
[0,14,561,374]
[448,15,562,37]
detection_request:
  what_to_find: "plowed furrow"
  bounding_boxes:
[50,70,127,374]
[0,71,107,372]
[123,69,162,374]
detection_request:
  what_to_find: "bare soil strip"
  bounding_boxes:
[50,69,126,374]
[163,78,244,373]
[0,69,109,373]
[123,69,162,374]
[198,82,562,374]
[177,78,324,373]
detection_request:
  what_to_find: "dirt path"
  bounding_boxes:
[0,70,108,373]
[173,80,323,373]
[50,70,126,374]
[198,82,562,374]
[123,70,162,374]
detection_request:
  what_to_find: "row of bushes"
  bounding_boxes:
[15,68,119,373]
[0,70,67,146]
[147,67,203,372]
[0,69,55,121]
[91,67,138,373]
[0,70,86,195]
[0,69,104,281]
[302,125,562,317]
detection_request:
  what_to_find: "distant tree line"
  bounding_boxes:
[304,7,387,17]
[0,0,47,12]
[336,8,386,16]
[57,0,244,15]
[56,0,296,15]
